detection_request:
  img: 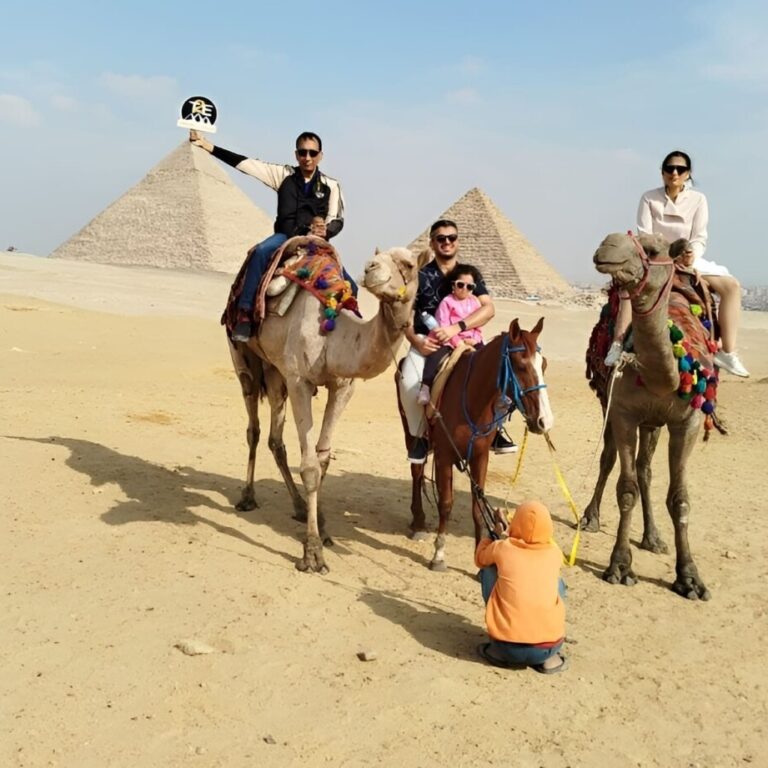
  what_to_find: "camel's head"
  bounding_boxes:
[593,232,675,293]
[362,247,418,304]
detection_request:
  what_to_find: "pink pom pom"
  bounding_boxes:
[690,394,704,409]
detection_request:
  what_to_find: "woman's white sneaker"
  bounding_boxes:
[604,340,623,367]
[714,350,750,378]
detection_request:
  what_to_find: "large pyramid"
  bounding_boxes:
[408,188,572,299]
[51,142,273,273]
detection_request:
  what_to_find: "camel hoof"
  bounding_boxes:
[295,535,328,574]
[672,578,711,601]
[429,559,448,572]
[640,534,669,555]
[580,515,600,533]
[322,535,334,547]
[409,530,429,541]
[602,568,636,586]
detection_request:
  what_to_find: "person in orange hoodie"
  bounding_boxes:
[474,500,567,674]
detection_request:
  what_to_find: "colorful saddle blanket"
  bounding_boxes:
[585,268,722,434]
[279,243,360,332]
[221,236,359,334]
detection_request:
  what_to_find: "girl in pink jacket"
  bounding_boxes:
[417,264,485,405]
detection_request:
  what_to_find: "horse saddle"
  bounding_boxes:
[426,342,474,420]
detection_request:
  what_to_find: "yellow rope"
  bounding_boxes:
[503,428,581,567]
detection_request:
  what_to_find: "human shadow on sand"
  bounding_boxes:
[9,435,486,571]
[357,587,488,664]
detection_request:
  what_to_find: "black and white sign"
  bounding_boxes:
[177,96,218,133]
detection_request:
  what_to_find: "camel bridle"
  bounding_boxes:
[625,232,675,318]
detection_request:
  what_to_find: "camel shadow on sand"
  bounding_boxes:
[9,435,488,570]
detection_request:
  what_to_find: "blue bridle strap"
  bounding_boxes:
[460,334,547,465]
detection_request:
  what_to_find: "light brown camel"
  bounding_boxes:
[229,243,418,574]
[588,232,712,600]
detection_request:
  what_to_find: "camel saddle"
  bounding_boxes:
[586,266,723,434]
[221,236,359,333]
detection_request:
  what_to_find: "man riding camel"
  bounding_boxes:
[189,129,356,341]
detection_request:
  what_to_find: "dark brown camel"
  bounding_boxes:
[397,318,554,570]
[585,232,719,599]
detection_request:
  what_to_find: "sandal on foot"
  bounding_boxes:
[532,652,568,675]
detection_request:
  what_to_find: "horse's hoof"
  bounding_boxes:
[429,559,448,572]
[409,530,429,541]
[580,515,600,533]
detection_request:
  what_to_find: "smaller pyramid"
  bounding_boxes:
[408,188,572,299]
[51,142,274,273]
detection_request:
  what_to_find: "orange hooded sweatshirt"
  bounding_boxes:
[475,500,565,644]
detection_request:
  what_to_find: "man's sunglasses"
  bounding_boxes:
[662,164,689,175]
[453,280,475,291]
[434,234,458,244]
[297,148,320,158]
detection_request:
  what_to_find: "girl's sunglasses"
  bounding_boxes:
[662,164,689,175]
[453,280,475,291]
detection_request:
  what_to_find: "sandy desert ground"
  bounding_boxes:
[1,251,767,768]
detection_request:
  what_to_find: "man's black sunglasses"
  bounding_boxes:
[297,148,320,158]
[434,234,458,244]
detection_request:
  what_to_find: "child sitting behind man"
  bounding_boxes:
[417,263,484,405]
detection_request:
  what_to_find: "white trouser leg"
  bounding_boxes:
[398,342,427,438]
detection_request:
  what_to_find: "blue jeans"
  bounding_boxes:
[479,565,565,666]
[237,232,359,312]
[237,232,288,312]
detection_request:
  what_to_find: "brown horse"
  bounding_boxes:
[397,318,554,570]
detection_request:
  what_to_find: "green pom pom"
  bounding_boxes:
[669,325,684,343]
[324,307,337,318]
[672,343,686,358]
[690,304,702,316]
[297,267,311,279]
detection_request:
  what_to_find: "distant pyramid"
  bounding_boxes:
[408,188,572,299]
[51,142,273,273]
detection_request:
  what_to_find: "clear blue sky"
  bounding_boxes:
[2,0,766,284]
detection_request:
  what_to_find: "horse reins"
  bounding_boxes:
[432,333,547,537]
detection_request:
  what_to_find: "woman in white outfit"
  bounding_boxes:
[606,150,749,377]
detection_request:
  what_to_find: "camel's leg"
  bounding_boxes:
[637,426,668,553]
[286,377,327,574]
[667,420,710,600]
[230,343,261,512]
[408,462,428,540]
[430,455,453,571]
[581,421,616,532]
[314,379,355,546]
[469,449,491,546]
[263,365,307,521]
[604,421,639,586]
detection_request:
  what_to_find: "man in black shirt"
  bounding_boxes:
[399,219,516,462]
[190,130,351,341]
